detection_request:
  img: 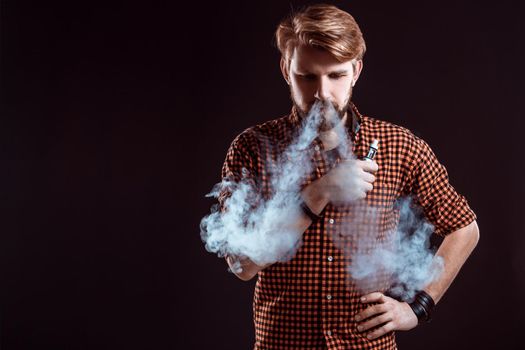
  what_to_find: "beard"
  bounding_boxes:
[291,89,353,132]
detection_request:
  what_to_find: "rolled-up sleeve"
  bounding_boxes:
[406,137,476,236]
[218,130,259,212]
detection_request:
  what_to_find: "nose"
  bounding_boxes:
[314,76,330,101]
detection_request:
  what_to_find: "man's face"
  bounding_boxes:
[283,44,362,131]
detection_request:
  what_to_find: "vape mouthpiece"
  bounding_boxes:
[364,139,379,161]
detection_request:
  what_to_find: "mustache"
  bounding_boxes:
[296,100,346,119]
[311,100,340,112]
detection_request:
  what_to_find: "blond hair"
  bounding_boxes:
[275,4,366,63]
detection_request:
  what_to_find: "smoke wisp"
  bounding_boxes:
[338,197,444,301]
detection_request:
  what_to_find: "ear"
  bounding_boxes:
[352,60,364,87]
[280,57,291,85]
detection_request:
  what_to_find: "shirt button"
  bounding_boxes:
[327,256,333,262]
[314,145,320,151]
[327,294,332,300]
[329,218,335,224]
[327,330,332,336]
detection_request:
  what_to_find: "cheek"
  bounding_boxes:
[334,81,353,101]
[291,81,315,102]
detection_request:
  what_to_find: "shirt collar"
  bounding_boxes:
[289,102,362,142]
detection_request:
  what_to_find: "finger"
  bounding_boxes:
[366,322,395,340]
[226,254,241,264]
[356,190,367,200]
[357,313,392,332]
[363,181,373,192]
[361,160,379,173]
[355,303,389,321]
[362,171,376,183]
[361,292,386,303]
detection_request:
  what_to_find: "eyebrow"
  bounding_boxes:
[328,70,349,75]
[294,69,349,75]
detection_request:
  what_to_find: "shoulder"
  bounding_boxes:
[359,115,436,172]
[230,114,293,150]
[361,115,420,144]
[360,115,435,152]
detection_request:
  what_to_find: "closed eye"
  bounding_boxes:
[298,74,317,81]
[329,73,347,79]
[295,72,347,81]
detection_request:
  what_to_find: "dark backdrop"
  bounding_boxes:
[1,0,524,349]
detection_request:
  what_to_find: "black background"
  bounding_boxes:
[1,0,524,349]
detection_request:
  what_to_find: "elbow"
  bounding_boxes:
[471,220,480,247]
[448,220,480,252]
[464,220,480,251]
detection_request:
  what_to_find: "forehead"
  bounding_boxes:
[290,44,354,73]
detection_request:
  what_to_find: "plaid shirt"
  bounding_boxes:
[219,104,476,349]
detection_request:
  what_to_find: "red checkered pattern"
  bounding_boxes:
[218,104,476,349]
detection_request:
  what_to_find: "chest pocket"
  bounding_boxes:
[366,171,399,207]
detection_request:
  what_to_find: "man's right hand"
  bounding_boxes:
[322,159,378,203]
[302,159,378,212]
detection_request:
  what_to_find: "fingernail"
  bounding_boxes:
[354,316,360,321]
[357,326,362,331]
[367,334,372,339]
[361,297,366,302]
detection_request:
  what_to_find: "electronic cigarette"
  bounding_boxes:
[363,139,379,161]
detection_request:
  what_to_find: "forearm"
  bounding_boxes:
[423,220,480,303]
[226,181,329,281]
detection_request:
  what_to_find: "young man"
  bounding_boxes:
[220,4,479,349]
